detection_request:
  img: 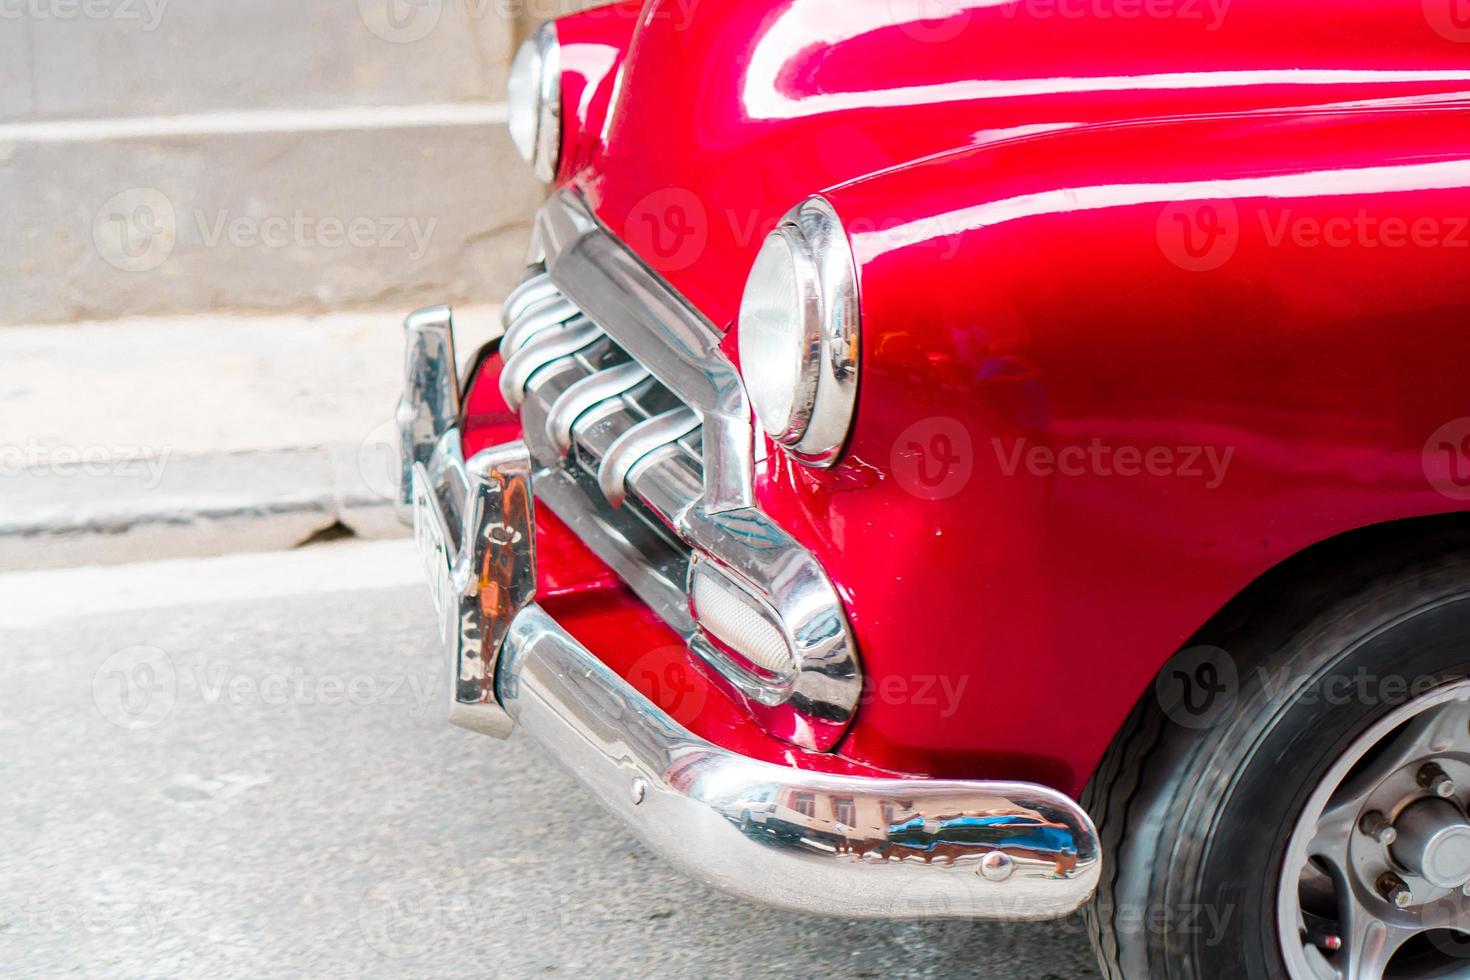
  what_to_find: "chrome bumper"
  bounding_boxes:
[397,307,1100,921]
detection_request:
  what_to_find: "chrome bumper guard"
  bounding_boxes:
[397,306,1100,920]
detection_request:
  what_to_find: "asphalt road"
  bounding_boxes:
[0,540,1101,979]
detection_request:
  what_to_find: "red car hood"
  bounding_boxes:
[577,0,1470,329]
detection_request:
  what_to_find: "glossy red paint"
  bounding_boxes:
[477,0,1470,798]
[552,1,641,184]
[580,0,1470,328]
[792,105,1470,793]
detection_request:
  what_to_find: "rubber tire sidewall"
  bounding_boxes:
[1093,559,1470,979]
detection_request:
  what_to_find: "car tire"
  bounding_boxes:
[1084,551,1470,979]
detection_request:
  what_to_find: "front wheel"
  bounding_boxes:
[1085,554,1470,979]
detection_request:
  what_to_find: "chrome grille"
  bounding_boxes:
[499,269,705,633]
[492,190,863,754]
[502,270,706,514]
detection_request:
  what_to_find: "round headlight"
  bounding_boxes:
[506,23,561,183]
[738,198,861,466]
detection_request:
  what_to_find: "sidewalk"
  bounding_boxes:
[0,306,500,570]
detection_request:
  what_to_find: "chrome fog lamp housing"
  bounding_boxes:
[689,554,797,684]
[738,197,861,466]
[507,22,562,183]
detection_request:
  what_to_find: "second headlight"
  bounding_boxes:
[738,197,861,466]
[507,22,561,183]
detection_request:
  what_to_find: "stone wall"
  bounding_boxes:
[2,0,609,324]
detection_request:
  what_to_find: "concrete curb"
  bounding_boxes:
[0,305,500,570]
[0,446,401,572]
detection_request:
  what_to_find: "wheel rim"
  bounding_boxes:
[1278,679,1470,979]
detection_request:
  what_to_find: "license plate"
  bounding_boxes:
[411,465,455,623]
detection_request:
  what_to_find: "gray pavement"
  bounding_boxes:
[0,541,1100,979]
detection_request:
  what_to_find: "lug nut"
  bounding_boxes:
[1377,872,1414,909]
[1361,811,1399,846]
[1418,763,1456,799]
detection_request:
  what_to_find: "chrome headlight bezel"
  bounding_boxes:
[738,197,861,467]
[507,22,562,183]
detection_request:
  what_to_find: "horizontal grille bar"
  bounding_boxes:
[546,360,650,457]
[503,272,705,524]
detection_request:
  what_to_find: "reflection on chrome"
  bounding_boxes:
[696,766,1082,879]
[500,605,1100,919]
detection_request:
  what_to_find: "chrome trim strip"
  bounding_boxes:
[771,197,862,467]
[534,190,754,514]
[499,319,604,411]
[532,22,561,184]
[545,360,650,457]
[395,305,459,523]
[597,407,700,507]
[496,603,1101,920]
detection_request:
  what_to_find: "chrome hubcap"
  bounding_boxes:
[1278,681,1470,979]
[1392,798,1470,890]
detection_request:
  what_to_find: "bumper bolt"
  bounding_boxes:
[629,778,647,806]
[1418,763,1456,798]
[1360,811,1398,846]
[978,851,1015,882]
[1377,872,1414,909]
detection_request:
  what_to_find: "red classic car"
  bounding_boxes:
[397,2,1470,976]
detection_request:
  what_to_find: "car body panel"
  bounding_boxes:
[471,0,1470,797]
[580,0,1470,327]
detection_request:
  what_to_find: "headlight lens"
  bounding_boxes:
[740,227,820,444]
[506,23,561,183]
[738,198,861,466]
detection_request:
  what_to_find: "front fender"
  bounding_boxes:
[554,1,643,184]
[757,101,1470,793]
